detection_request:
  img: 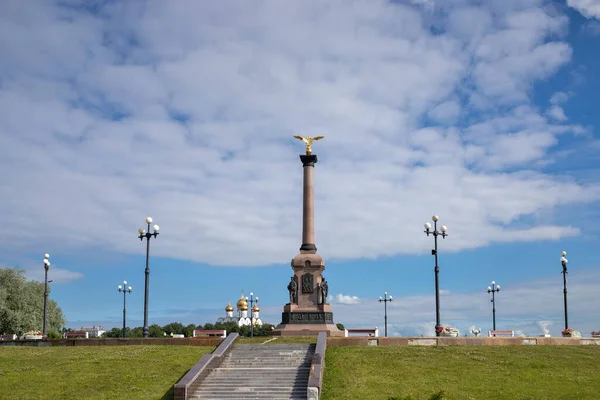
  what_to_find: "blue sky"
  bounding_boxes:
[1,0,600,337]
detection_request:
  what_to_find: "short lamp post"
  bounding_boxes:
[424,215,448,337]
[42,253,51,336]
[487,281,500,331]
[247,292,259,338]
[138,217,159,338]
[378,292,393,337]
[117,281,133,338]
[560,251,569,331]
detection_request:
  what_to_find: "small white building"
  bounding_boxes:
[80,326,106,338]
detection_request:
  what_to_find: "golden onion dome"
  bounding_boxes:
[252,304,260,312]
[236,295,248,310]
[225,302,234,312]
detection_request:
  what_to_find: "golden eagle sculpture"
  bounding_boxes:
[293,135,325,155]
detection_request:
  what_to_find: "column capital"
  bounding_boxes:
[300,243,317,251]
[300,154,318,166]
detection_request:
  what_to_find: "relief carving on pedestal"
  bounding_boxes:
[302,273,314,293]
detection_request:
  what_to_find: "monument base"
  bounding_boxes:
[270,323,345,337]
[270,303,345,337]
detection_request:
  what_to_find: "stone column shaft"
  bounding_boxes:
[300,155,317,252]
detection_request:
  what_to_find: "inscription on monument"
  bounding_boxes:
[302,273,314,293]
[281,312,334,324]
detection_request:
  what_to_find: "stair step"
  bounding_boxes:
[189,343,315,400]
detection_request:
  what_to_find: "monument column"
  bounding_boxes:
[271,136,343,336]
[300,154,317,252]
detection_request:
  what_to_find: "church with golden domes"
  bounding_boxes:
[217,292,263,327]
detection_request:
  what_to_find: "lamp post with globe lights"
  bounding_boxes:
[138,217,159,338]
[560,251,569,331]
[118,281,133,338]
[424,215,448,337]
[487,281,500,331]
[42,253,51,336]
[378,292,393,337]
[247,292,259,338]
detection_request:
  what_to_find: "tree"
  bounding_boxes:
[336,323,345,331]
[184,323,196,338]
[214,321,239,334]
[103,327,124,338]
[148,324,164,338]
[162,322,185,335]
[252,323,275,337]
[0,267,66,336]
[126,327,143,338]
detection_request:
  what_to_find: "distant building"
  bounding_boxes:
[80,326,106,338]
[216,292,263,328]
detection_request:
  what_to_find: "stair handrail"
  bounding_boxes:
[308,331,327,400]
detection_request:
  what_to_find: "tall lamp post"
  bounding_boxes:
[138,217,159,338]
[560,250,569,331]
[378,292,393,337]
[248,292,259,338]
[487,281,500,331]
[424,215,448,337]
[117,281,133,338]
[42,253,51,336]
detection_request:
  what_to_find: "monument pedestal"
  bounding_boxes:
[271,252,344,336]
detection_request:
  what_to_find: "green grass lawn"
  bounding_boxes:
[322,346,600,400]
[0,345,214,400]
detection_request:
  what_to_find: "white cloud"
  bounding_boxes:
[335,293,361,305]
[427,100,461,124]
[550,91,570,104]
[582,20,600,35]
[1,258,84,284]
[0,0,598,267]
[567,0,600,19]
[536,320,552,335]
[26,267,85,284]
[410,0,435,13]
[546,105,568,122]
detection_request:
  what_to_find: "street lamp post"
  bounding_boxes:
[487,281,500,331]
[42,253,50,336]
[138,217,160,338]
[424,215,448,337]
[560,251,569,331]
[247,292,259,338]
[117,281,133,338]
[378,292,393,337]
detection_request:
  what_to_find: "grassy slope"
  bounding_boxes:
[322,346,600,400]
[0,345,213,400]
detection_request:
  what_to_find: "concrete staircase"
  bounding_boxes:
[189,343,315,400]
